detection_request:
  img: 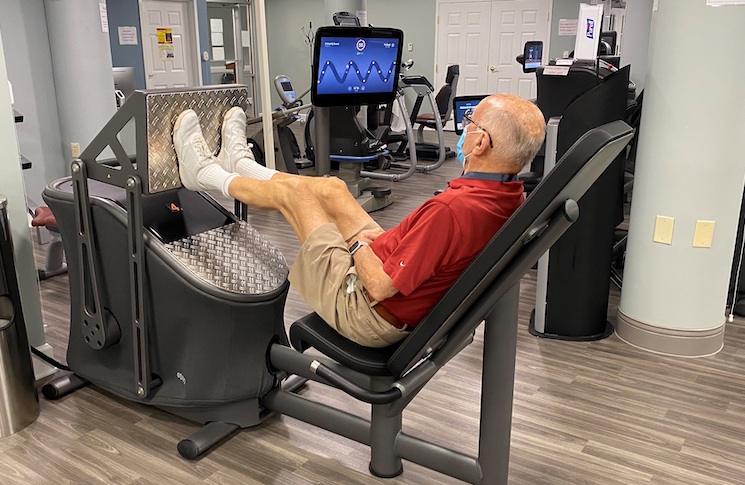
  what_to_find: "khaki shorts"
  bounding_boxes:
[289,223,410,348]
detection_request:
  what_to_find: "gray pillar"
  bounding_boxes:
[44,0,117,163]
[617,1,745,356]
[0,30,45,349]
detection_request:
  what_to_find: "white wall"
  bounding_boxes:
[0,26,46,348]
[621,0,653,92]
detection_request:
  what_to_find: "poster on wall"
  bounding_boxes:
[558,19,578,36]
[157,28,174,60]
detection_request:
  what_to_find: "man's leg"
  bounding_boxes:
[175,109,374,245]
[216,107,378,242]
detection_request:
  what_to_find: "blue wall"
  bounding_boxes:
[106,0,210,88]
[106,0,146,89]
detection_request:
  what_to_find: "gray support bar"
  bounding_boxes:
[395,432,481,484]
[533,118,560,334]
[261,388,371,445]
[362,95,417,182]
[478,284,521,485]
[124,176,151,398]
[70,162,107,346]
[369,405,403,477]
[313,107,331,176]
[415,91,446,173]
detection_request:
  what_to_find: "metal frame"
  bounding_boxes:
[72,86,250,399]
[533,117,560,334]
[266,199,579,483]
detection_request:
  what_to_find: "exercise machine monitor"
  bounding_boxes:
[312,26,404,107]
[453,95,488,135]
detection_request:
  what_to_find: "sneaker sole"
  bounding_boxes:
[173,110,202,191]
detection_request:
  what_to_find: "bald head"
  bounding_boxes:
[471,94,545,173]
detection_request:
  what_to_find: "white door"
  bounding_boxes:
[487,0,551,99]
[140,0,200,89]
[435,2,493,95]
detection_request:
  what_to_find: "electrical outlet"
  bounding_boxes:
[653,215,674,245]
[71,142,81,158]
[693,220,715,248]
[407,42,414,52]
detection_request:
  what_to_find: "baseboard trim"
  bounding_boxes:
[616,310,724,357]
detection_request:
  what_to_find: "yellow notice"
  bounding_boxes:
[157,28,175,60]
[157,28,173,45]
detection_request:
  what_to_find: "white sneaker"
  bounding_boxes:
[217,106,254,172]
[173,109,216,191]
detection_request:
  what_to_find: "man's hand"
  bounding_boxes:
[350,227,385,248]
[348,228,398,303]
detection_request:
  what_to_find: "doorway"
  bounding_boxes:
[206,1,257,117]
[435,0,552,100]
[139,0,201,89]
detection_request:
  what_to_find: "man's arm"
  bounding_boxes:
[352,245,398,302]
[349,229,396,303]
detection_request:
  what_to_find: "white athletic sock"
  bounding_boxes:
[235,157,278,181]
[197,164,238,198]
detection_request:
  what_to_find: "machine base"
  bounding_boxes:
[528,310,614,341]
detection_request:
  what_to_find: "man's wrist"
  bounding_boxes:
[349,240,369,256]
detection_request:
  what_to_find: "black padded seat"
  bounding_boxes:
[290,313,401,376]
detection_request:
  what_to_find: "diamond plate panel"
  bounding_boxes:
[146,87,250,193]
[163,221,288,295]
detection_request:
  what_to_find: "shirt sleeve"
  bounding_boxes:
[382,202,458,296]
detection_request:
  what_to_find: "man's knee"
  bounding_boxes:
[320,176,351,199]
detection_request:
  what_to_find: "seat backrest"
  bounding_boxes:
[435,65,460,121]
[387,120,634,376]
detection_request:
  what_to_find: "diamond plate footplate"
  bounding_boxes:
[163,221,288,295]
[146,87,250,193]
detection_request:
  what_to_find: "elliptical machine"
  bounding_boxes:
[385,64,459,172]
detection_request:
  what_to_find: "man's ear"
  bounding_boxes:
[472,132,490,156]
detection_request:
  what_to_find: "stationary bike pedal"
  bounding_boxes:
[362,186,392,198]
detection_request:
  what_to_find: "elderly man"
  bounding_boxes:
[173,94,545,347]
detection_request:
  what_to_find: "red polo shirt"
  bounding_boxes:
[371,177,524,327]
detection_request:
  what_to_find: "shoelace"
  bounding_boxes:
[225,125,252,159]
[192,137,213,160]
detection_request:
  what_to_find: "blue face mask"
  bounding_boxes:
[456,130,468,166]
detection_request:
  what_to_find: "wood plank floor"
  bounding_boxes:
[14,131,745,484]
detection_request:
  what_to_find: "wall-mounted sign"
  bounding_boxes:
[99,3,108,33]
[558,19,578,36]
[118,26,138,46]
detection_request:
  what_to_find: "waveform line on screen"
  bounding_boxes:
[317,60,397,84]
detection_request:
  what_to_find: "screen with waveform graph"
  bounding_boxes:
[312,26,404,107]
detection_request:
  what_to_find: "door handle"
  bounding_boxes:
[489,66,498,73]
[148,74,155,79]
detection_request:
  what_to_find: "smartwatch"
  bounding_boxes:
[349,240,368,256]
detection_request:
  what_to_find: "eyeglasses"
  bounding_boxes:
[463,109,493,148]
